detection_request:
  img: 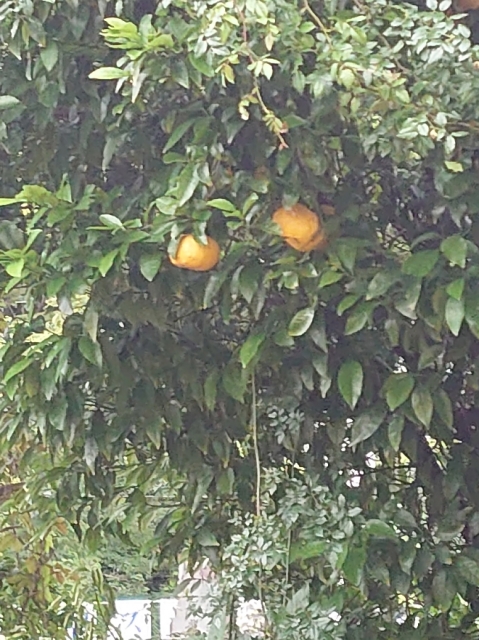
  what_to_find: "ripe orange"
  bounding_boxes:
[169,234,220,271]
[272,203,326,252]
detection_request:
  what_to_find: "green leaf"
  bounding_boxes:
[338,67,355,89]
[319,270,343,287]
[288,308,315,337]
[445,296,465,336]
[434,388,453,429]
[343,545,366,586]
[139,253,162,282]
[99,250,119,277]
[456,553,479,587]
[5,258,25,278]
[446,278,464,301]
[84,437,99,473]
[203,271,228,308]
[388,414,405,452]
[0,197,21,206]
[290,540,328,562]
[432,569,456,611]
[188,54,214,77]
[222,361,246,402]
[445,161,463,173]
[78,336,102,368]
[0,95,21,110]
[364,519,397,540]
[40,41,59,71]
[204,370,219,411]
[238,264,260,304]
[336,239,357,273]
[176,164,200,206]
[395,279,421,319]
[402,250,439,278]
[4,357,33,384]
[163,118,196,153]
[411,386,433,428]
[441,235,468,269]
[197,529,219,547]
[208,198,237,212]
[89,67,129,80]
[240,332,266,368]
[337,294,360,316]
[146,421,162,448]
[338,360,363,410]
[384,373,415,411]
[350,406,386,447]
[366,270,397,300]
[83,307,99,342]
[344,308,368,335]
[217,468,235,495]
[99,213,124,229]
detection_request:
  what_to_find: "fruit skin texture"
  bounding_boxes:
[169,234,220,271]
[272,203,326,252]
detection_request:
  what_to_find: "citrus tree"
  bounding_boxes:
[3,0,479,637]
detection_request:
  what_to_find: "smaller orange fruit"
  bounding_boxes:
[169,234,220,271]
[272,203,326,252]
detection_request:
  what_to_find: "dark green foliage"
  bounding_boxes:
[3,0,479,637]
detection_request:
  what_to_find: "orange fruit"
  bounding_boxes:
[169,234,220,272]
[272,203,326,252]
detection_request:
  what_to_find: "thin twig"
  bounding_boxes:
[252,374,261,518]
[303,0,332,45]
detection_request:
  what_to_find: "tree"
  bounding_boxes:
[2,0,479,637]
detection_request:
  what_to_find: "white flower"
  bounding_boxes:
[236,599,267,638]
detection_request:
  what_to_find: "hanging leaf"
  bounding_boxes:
[445,297,465,336]
[456,552,479,587]
[78,336,103,368]
[290,540,328,562]
[366,270,398,300]
[4,357,33,384]
[176,164,200,206]
[364,519,397,540]
[319,270,343,288]
[40,41,59,72]
[411,386,433,428]
[89,67,129,80]
[344,308,368,335]
[441,235,468,269]
[0,95,21,110]
[239,332,266,368]
[288,308,315,337]
[395,279,422,319]
[204,370,219,411]
[384,373,415,411]
[388,414,405,451]
[338,360,363,410]
[446,278,464,301]
[343,544,367,586]
[99,213,124,229]
[139,253,162,282]
[402,250,439,278]
[99,250,119,277]
[163,118,196,153]
[350,406,386,446]
[434,388,453,430]
[5,258,25,278]
[84,437,99,473]
[222,361,246,402]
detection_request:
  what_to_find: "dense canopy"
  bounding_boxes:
[3,0,479,638]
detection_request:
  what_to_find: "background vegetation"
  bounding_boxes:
[3,0,479,638]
